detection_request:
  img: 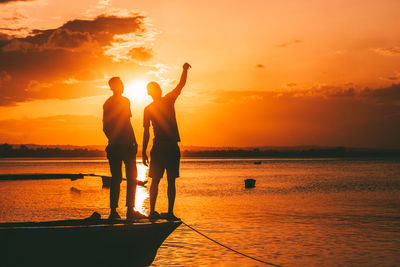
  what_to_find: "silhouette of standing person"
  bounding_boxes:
[143,63,191,220]
[103,77,144,220]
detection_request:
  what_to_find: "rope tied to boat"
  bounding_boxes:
[181,220,282,267]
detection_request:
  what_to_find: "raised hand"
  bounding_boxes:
[183,62,191,70]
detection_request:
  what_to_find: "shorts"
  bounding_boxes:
[106,143,137,160]
[106,143,138,181]
[149,142,180,180]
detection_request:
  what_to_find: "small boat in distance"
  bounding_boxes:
[0,216,181,267]
[245,178,256,188]
[254,161,262,165]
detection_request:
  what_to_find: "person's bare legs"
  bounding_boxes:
[108,157,122,219]
[125,157,137,218]
[167,175,176,215]
[150,178,161,216]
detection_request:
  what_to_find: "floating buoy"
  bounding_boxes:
[244,178,256,188]
[70,187,81,194]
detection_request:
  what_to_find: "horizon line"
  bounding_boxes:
[2,143,400,151]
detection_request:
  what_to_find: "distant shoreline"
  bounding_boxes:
[1,144,399,158]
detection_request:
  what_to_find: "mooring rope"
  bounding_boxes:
[181,220,282,267]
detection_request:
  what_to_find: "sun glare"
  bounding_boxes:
[124,80,151,104]
[134,164,149,215]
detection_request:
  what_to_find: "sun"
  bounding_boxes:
[124,80,151,104]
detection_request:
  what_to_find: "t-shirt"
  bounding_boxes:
[103,95,136,145]
[143,93,180,143]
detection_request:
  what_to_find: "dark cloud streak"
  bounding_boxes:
[26,15,145,48]
[0,0,32,4]
[373,46,400,56]
[203,84,400,148]
[277,39,302,48]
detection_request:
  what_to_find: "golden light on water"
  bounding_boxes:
[137,163,148,182]
[135,163,149,215]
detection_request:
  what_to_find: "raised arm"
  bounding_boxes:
[166,62,191,99]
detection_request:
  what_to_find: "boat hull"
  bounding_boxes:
[0,219,181,267]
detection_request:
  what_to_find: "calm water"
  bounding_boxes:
[0,158,399,266]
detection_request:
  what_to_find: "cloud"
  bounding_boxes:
[0,0,32,4]
[294,84,400,104]
[97,0,111,7]
[360,84,400,104]
[0,11,25,21]
[21,14,145,49]
[372,46,400,56]
[0,14,154,106]
[44,29,94,50]
[0,71,11,85]
[0,27,28,33]
[128,47,153,61]
[255,64,264,68]
[0,7,31,36]
[277,39,302,48]
[192,84,400,148]
[1,84,399,148]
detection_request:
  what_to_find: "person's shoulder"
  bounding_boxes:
[121,96,130,102]
[162,95,175,104]
[110,95,130,106]
[145,101,155,109]
[144,102,155,115]
[122,96,132,107]
[103,96,113,108]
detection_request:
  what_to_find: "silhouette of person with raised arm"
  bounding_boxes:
[103,77,145,220]
[143,63,191,221]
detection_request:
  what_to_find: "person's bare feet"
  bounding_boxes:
[127,210,147,220]
[108,209,121,220]
[165,212,180,221]
[149,211,161,221]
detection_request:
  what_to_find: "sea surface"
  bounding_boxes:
[0,158,399,266]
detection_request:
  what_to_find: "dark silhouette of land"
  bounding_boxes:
[182,147,400,158]
[1,143,400,158]
[0,144,105,157]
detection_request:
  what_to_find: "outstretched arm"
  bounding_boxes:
[166,62,191,99]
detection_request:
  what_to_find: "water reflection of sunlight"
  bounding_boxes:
[137,163,148,182]
[135,163,149,215]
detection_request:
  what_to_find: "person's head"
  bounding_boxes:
[147,81,162,99]
[108,77,124,95]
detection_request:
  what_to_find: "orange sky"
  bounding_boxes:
[0,0,399,148]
